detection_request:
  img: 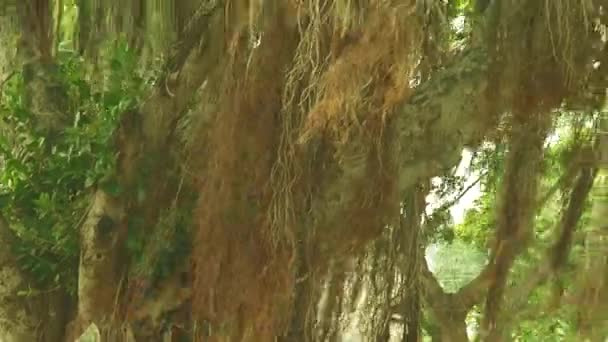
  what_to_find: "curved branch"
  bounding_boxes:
[419,257,470,342]
[497,166,596,335]
[420,256,449,309]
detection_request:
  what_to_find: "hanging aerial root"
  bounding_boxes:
[294,0,421,261]
[192,3,300,339]
[542,0,595,87]
[298,2,419,147]
[264,3,426,339]
[268,0,422,250]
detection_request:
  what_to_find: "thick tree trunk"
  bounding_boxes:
[4,2,224,340]
[437,313,469,342]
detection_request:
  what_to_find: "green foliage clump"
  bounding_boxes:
[449,117,597,338]
[0,42,148,294]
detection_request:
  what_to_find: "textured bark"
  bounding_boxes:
[395,47,494,194]
[17,0,53,62]
[0,3,18,81]
[309,46,496,270]
[71,192,127,338]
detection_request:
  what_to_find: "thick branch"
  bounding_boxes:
[480,112,550,340]
[497,166,596,335]
[310,46,495,268]
[396,47,494,193]
[420,256,449,310]
[419,257,470,342]
[419,133,596,340]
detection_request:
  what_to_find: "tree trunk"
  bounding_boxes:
[480,107,550,340]
[3,1,224,340]
[439,316,469,342]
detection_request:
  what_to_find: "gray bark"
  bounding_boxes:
[396,48,493,193]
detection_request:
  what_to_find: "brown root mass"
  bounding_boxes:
[192,1,422,339]
[296,1,419,263]
[192,6,299,339]
[190,0,599,339]
[299,4,416,146]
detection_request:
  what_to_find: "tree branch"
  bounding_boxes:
[419,256,471,342]
[480,111,551,340]
[419,255,449,309]
[396,47,494,194]
[497,166,596,335]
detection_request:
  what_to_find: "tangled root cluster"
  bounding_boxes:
[191,0,425,339]
[192,5,299,338]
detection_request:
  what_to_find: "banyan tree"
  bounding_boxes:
[0,0,607,341]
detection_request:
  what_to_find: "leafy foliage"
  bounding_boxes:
[441,116,597,338]
[0,41,148,293]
